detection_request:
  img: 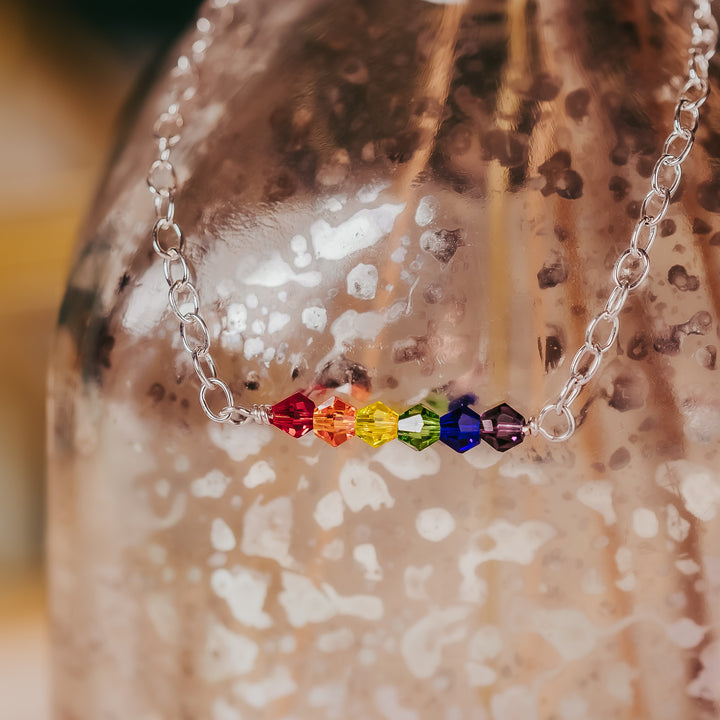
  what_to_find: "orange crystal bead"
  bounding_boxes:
[313,396,356,447]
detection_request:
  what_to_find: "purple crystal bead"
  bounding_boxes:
[479,403,525,452]
[439,405,481,453]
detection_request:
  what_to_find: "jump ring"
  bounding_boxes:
[535,404,576,443]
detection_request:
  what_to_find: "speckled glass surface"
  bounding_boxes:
[48,1,720,718]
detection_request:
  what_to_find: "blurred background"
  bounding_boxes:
[0,1,198,716]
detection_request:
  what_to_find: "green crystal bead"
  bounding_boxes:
[355,401,398,447]
[397,404,440,450]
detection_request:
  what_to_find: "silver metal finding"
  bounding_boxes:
[250,404,273,425]
[533,405,576,443]
[222,404,273,426]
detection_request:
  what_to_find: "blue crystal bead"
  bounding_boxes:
[439,405,481,453]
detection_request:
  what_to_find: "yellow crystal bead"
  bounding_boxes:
[355,401,398,447]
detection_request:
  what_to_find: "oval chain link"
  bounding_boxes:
[148,0,264,425]
[533,0,716,442]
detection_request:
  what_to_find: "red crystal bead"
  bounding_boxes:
[270,392,315,438]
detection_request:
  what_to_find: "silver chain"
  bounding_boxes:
[148,0,716,438]
[148,0,270,426]
[530,0,717,442]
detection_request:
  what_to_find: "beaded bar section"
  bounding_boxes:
[268,393,526,453]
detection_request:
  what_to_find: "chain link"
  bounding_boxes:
[612,247,651,290]
[532,0,716,442]
[628,219,656,253]
[148,0,270,425]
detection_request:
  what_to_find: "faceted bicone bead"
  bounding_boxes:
[355,401,398,447]
[439,405,481,453]
[397,404,440,451]
[313,396,356,447]
[479,403,526,452]
[270,392,315,438]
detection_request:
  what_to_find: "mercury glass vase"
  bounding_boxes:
[48,1,720,719]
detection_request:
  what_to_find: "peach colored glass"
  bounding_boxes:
[49,1,720,719]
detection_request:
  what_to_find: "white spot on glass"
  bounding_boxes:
[301,305,327,332]
[415,195,438,226]
[416,507,456,542]
[243,460,276,488]
[346,263,378,300]
[210,517,236,552]
[311,203,406,260]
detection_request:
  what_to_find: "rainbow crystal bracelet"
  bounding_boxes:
[266,392,526,453]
